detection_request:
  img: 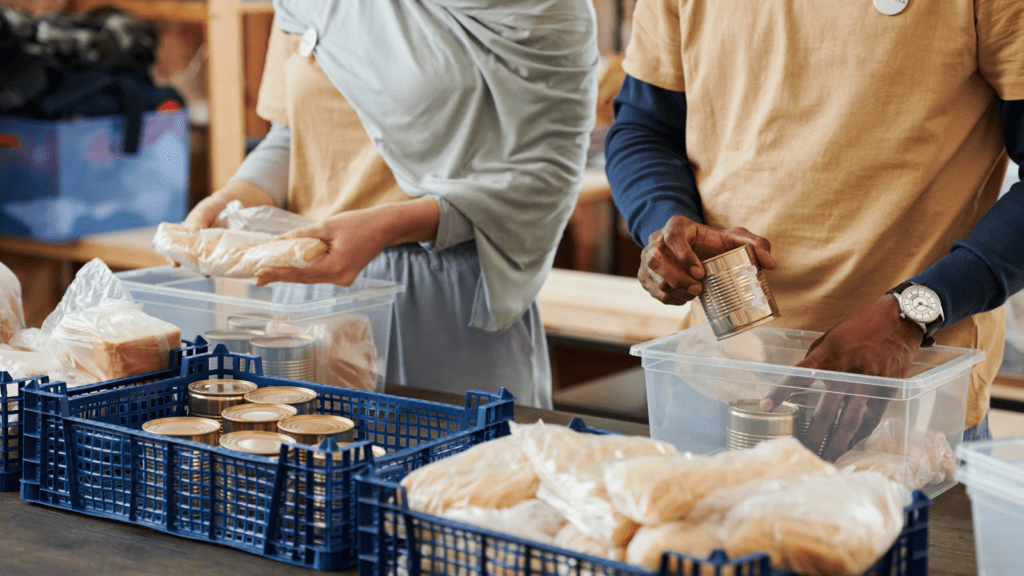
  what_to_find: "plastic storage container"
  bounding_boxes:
[955,437,1024,576]
[631,324,984,497]
[19,347,513,571]
[0,110,189,242]
[0,338,210,492]
[357,418,931,576]
[116,265,404,392]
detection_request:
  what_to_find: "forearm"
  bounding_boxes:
[605,75,703,245]
[370,197,441,248]
[911,99,1024,326]
[229,121,290,208]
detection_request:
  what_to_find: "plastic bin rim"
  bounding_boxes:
[955,466,1024,506]
[630,328,986,390]
[956,437,1024,480]
[116,265,405,310]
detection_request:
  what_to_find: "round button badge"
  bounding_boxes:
[298,27,318,57]
[874,0,908,15]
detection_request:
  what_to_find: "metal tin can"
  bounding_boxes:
[203,328,262,354]
[226,313,274,331]
[219,430,295,458]
[221,402,298,434]
[249,334,317,381]
[783,391,822,441]
[142,416,222,445]
[277,414,356,446]
[698,244,781,340]
[726,398,797,451]
[188,379,259,422]
[244,386,318,415]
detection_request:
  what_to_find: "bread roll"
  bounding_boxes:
[152,223,327,278]
[833,417,956,490]
[625,521,721,572]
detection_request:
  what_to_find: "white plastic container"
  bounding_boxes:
[116,265,404,392]
[956,437,1024,576]
[632,324,984,497]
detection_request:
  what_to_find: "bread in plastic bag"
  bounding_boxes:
[0,261,25,344]
[0,344,95,388]
[624,520,721,572]
[400,435,539,515]
[50,298,180,382]
[510,420,677,546]
[152,222,327,278]
[833,416,957,490]
[604,436,836,525]
[265,315,380,392]
[553,522,627,563]
[213,200,316,236]
[442,499,567,544]
[689,471,911,576]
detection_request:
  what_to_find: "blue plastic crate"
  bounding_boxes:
[0,109,189,242]
[0,337,210,492]
[356,418,930,576]
[19,345,515,571]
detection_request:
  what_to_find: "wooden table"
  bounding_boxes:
[0,387,979,576]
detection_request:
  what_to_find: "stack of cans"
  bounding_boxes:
[250,334,317,381]
[203,328,262,354]
[187,379,259,424]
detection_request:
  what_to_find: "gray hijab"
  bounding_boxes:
[272,0,599,332]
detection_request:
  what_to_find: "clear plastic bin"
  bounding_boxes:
[116,266,404,392]
[632,324,984,497]
[956,437,1024,576]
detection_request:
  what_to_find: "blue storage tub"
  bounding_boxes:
[19,345,515,571]
[0,109,189,242]
[357,418,931,576]
[0,337,211,492]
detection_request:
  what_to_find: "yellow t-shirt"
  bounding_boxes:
[254,25,412,221]
[623,0,1024,428]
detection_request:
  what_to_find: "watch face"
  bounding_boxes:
[900,286,941,323]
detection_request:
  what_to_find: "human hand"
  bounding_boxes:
[638,216,776,305]
[167,180,275,267]
[253,208,389,287]
[760,295,925,461]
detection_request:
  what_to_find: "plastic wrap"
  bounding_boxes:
[50,299,181,382]
[0,261,25,344]
[213,200,316,236]
[510,420,677,547]
[265,315,380,392]
[624,520,721,571]
[0,344,94,388]
[152,222,327,278]
[604,436,836,525]
[400,435,538,515]
[690,472,911,576]
[442,499,567,544]
[833,417,957,490]
[552,522,627,563]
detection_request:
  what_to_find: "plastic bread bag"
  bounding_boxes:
[833,416,957,490]
[442,499,567,545]
[690,471,912,576]
[0,345,95,389]
[0,261,25,344]
[604,436,837,525]
[265,316,381,392]
[214,199,316,236]
[152,223,328,278]
[509,420,678,547]
[400,435,539,515]
[624,520,722,572]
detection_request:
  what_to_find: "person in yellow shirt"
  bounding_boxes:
[181,1,599,408]
[606,0,1024,457]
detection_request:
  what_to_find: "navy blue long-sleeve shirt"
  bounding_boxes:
[606,74,1024,328]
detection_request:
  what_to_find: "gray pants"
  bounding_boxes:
[361,241,553,409]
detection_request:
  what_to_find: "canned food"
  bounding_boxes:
[226,313,273,331]
[726,398,797,451]
[188,379,259,421]
[219,430,295,458]
[277,414,356,445]
[783,391,822,441]
[203,328,262,354]
[698,243,781,340]
[244,385,318,415]
[142,416,221,445]
[221,402,298,434]
[249,334,317,381]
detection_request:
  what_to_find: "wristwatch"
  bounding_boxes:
[886,281,944,346]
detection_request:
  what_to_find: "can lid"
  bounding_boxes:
[220,431,295,454]
[244,386,318,405]
[189,379,259,397]
[222,403,298,423]
[729,398,798,418]
[143,416,221,437]
[278,414,354,435]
